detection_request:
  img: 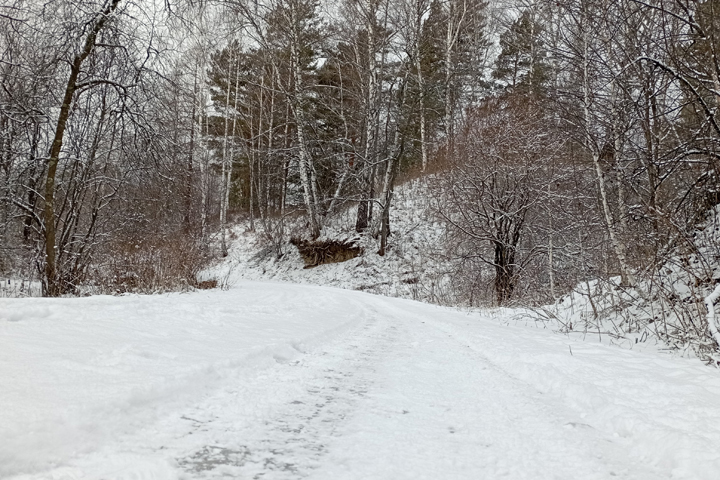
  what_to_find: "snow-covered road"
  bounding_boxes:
[2,282,720,479]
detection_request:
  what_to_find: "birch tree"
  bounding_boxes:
[266,0,324,238]
[339,0,390,232]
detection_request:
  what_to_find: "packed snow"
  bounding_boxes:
[2,280,720,479]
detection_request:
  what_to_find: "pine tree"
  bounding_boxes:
[493,8,549,95]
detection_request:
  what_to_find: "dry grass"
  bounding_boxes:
[91,235,214,294]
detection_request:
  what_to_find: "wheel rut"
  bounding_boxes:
[176,311,398,479]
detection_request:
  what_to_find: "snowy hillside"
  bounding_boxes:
[209,178,456,305]
[206,178,720,363]
[2,281,720,479]
[536,205,720,363]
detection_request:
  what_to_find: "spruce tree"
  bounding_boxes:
[493,9,549,96]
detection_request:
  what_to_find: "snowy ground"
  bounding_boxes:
[0,278,41,298]
[2,281,720,479]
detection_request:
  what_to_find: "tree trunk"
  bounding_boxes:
[24,123,41,243]
[443,0,466,158]
[413,0,429,171]
[591,150,634,285]
[378,73,408,256]
[494,242,516,306]
[290,16,321,239]
[356,0,381,232]
[378,137,403,255]
[200,91,209,241]
[220,49,235,257]
[185,67,198,236]
[225,54,241,247]
[582,30,635,286]
[43,0,121,297]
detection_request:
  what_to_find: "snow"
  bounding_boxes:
[0,278,41,298]
[2,281,720,479]
[209,177,454,305]
[537,204,720,361]
[706,284,720,347]
[0,283,362,478]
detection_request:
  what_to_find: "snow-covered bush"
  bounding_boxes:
[545,206,720,362]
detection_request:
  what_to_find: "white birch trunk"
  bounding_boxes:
[289,10,320,238]
[413,0,429,171]
[328,63,351,214]
[198,63,210,242]
[220,49,234,257]
[444,10,454,151]
[364,7,379,198]
[582,18,634,287]
[249,105,255,232]
[222,54,241,256]
[200,102,209,241]
[257,76,266,224]
[443,0,467,156]
[548,182,555,299]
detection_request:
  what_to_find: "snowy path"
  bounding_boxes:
[2,282,720,479]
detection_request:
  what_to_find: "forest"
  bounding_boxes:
[2,0,720,354]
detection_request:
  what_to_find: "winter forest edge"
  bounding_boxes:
[2,0,720,362]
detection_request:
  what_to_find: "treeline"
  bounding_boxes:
[439,0,720,308]
[1,0,719,314]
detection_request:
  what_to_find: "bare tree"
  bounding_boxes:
[436,95,563,305]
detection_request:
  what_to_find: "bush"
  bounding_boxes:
[90,235,213,294]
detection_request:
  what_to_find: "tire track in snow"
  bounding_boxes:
[6,284,717,480]
[176,305,401,479]
[305,298,668,480]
